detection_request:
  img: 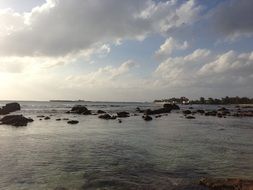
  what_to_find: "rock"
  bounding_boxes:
[163,103,180,110]
[205,111,217,116]
[186,116,195,119]
[37,115,45,118]
[70,105,91,115]
[218,107,229,112]
[118,119,122,123]
[136,107,144,113]
[117,111,130,118]
[67,120,79,124]
[56,118,61,121]
[97,110,106,114]
[155,115,162,118]
[217,113,223,118]
[143,115,153,121]
[199,177,253,190]
[0,115,33,127]
[197,110,205,114]
[183,110,192,115]
[44,116,51,120]
[98,114,117,120]
[0,102,21,115]
[54,187,68,190]
[62,118,69,120]
[144,107,172,115]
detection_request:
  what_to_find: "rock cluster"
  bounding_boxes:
[0,103,21,115]
[69,105,91,115]
[0,115,33,127]
[98,114,117,120]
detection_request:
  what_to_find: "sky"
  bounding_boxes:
[0,0,252,101]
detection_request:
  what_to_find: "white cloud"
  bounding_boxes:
[155,37,188,58]
[155,48,253,90]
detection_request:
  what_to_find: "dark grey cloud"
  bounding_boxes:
[214,0,253,36]
[0,0,202,57]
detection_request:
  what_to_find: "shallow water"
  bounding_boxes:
[0,101,252,190]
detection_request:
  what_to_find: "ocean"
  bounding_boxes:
[0,101,252,190]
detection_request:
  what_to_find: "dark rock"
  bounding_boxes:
[186,116,195,119]
[117,111,130,118]
[144,107,171,115]
[197,110,205,114]
[54,187,68,190]
[136,107,144,113]
[217,113,223,118]
[143,115,153,121]
[62,118,69,120]
[56,118,61,121]
[0,115,33,127]
[98,114,117,120]
[70,105,91,115]
[199,177,253,190]
[205,111,217,116]
[0,102,21,115]
[97,110,106,114]
[163,103,180,110]
[67,120,79,124]
[189,107,194,109]
[183,110,192,115]
[44,116,51,120]
[118,119,122,123]
[37,115,45,118]
[155,115,162,118]
[218,107,229,112]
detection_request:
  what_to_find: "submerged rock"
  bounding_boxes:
[205,111,217,116]
[0,103,21,115]
[183,110,192,115]
[144,107,172,115]
[163,103,180,110]
[197,110,205,114]
[186,116,196,119]
[0,115,33,127]
[67,120,79,124]
[143,115,153,121]
[44,116,51,120]
[199,177,253,190]
[117,111,130,118]
[97,110,106,114]
[37,115,45,118]
[98,114,117,120]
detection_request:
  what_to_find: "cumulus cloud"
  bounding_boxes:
[65,60,138,88]
[155,37,188,58]
[213,0,253,39]
[0,0,202,57]
[154,48,253,89]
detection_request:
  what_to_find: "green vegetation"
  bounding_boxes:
[154,96,253,105]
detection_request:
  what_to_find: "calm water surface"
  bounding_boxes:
[0,101,252,190]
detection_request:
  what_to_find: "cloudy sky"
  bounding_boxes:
[0,0,252,101]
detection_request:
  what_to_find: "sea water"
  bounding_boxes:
[0,101,252,189]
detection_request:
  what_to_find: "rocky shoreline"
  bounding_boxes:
[0,102,253,127]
